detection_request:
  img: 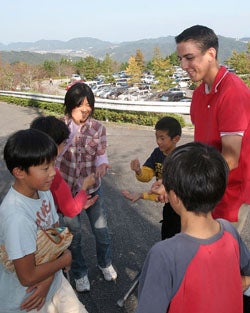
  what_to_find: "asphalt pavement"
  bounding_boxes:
[1,101,249,313]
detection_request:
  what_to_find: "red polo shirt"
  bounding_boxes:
[191,66,250,221]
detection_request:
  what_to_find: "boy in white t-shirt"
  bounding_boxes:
[0,129,88,313]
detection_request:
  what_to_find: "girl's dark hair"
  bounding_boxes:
[4,128,57,174]
[155,116,182,139]
[163,142,229,214]
[175,25,219,58]
[64,82,95,116]
[30,116,70,145]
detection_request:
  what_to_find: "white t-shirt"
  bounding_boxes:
[0,187,61,313]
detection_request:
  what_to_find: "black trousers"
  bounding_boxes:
[161,202,181,240]
[244,295,250,313]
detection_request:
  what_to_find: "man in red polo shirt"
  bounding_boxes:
[175,25,250,227]
[175,25,250,311]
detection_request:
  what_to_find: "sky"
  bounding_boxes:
[1,0,250,44]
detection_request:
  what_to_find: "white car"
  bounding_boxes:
[168,87,186,96]
[71,74,82,82]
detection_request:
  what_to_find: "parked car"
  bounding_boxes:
[65,80,85,90]
[107,88,126,100]
[70,74,82,82]
[98,86,114,98]
[180,98,192,102]
[160,92,184,102]
[94,84,112,97]
[85,80,99,89]
[117,89,152,101]
[146,91,166,101]
[117,91,135,101]
[141,74,155,84]
[167,87,186,96]
[115,78,128,87]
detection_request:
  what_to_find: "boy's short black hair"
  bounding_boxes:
[64,82,95,116]
[163,142,229,214]
[155,116,182,139]
[4,128,57,174]
[175,25,219,57]
[30,116,70,145]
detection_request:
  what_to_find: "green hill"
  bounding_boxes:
[0,35,248,64]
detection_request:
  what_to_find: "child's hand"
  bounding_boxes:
[130,159,141,175]
[20,275,54,311]
[60,249,72,268]
[81,173,95,190]
[63,265,71,273]
[83,195,99,209]
[122,190,143,202]
[150,180,168,203]
[96,163,111,178]
[151,179,164,194]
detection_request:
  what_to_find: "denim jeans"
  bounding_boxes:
[61,187,112,279]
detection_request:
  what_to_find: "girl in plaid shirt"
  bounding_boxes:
[56,82,117,293]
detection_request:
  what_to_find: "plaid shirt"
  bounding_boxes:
[56,117,107,195]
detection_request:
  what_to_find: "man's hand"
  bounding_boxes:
[242,275,250,291]
[122,190,143,202]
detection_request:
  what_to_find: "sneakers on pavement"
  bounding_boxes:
[98,264,117,281]
[75,275,90,292]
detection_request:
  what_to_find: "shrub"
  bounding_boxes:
[0,95,186,127]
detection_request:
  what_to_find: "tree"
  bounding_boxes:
[126,56,142,85]
[135,49,145,72]
[151,47,174,91]
[120,62,128,71]
[225,47,250,87]
[55,58,74,78]
[11,62,34,89]
[43,60,57,77]
[0,60,37,90]
[101,54,116,83]
[145,59,153,72]
[75,56,99,80]
[168,51,179,66]
[101,54,112,76]
[0,62,15,90]
[226,51,250,74]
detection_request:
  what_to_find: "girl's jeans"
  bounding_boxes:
[61,187,112,279]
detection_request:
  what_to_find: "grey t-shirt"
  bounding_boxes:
[0,187,61,313]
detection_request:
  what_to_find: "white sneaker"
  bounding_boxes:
[75,275,90,292]
[98,264,117,281]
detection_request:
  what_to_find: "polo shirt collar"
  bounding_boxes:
[204,66,229,94]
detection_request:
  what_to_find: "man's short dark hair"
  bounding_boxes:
[175,25,219,57]
[155,116,182,139]
[4,128,57,174]
[30,116,70,145]
[163,142,229,214]
[64,82,95,116]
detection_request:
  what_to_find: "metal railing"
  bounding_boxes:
[0,90,191,114]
